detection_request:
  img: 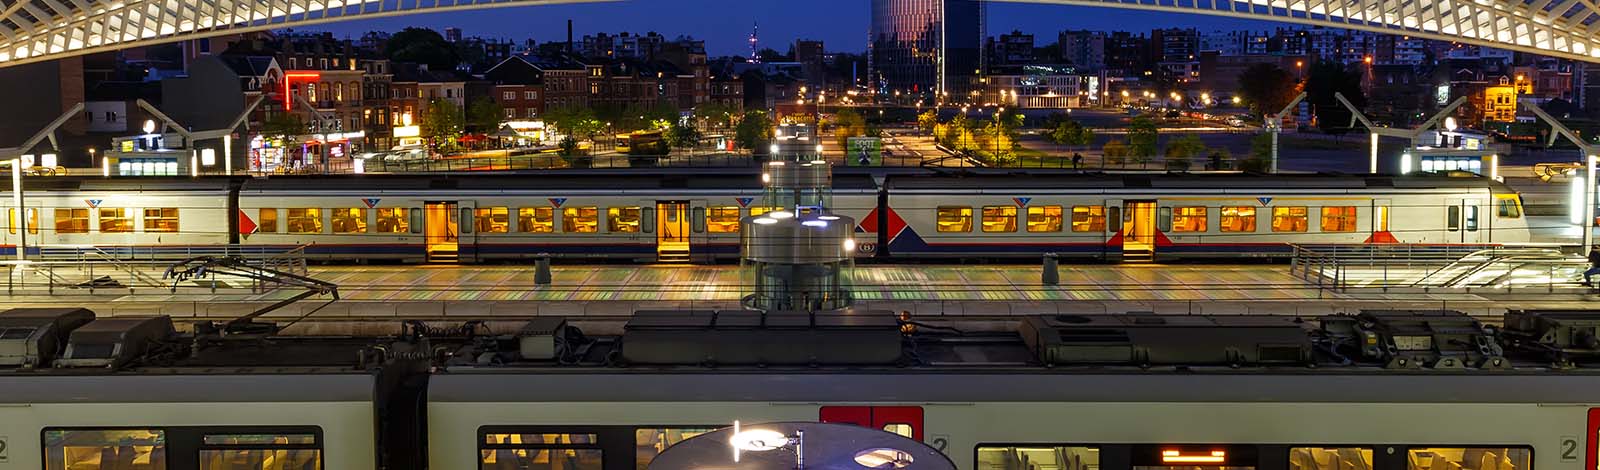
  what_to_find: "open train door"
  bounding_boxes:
[1123,200,1158,262]
[1368,199,1395,243]
[423,201,460,263]
[819,406,924,441]
[655,200,690,263]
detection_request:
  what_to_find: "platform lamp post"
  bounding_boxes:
[1524,100,1600,252]
[1265,92,1307,174]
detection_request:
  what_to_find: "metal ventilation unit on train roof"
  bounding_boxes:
[0,308,96,368]
[56,316,176,369]
[1319,310,1507,370]
[621,309,901,365]
[1501,310,1600,365]
[1018,314,1313,367]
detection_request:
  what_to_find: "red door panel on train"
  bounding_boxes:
[820,406,924,441]
[1586,408,1600,470]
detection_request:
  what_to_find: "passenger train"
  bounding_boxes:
[0,170,1532,263]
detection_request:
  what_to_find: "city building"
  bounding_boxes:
[983,65,1084,109]
[580,32,667,61]
[1103,31,1150,78]
[992,30,1035,65]
[868,0,986,98]
[1195,52,1307,95]
[361,58,394,150]
[1058,30,1105,71]
[1152,28,1199,83]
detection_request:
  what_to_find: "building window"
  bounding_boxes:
[259,208,278,233]
[143,208,179,232]
[519,207,555,233]
[563,207,599,233]
[937,206,972,232]
[332,208,367,233]
[608,207,641,233]
[504,108,517,119]
[1272,206,1309,232]
[525,91,538,100]
[43,429,165,470]
[503,91,516,100]
[376,208,408,233]
[1026,205,1063,232]
[707,206,740,233]
[1071,206,1105,232]
[1220,206,1256,232]
[335,82,344,102]
[1320,206,1357,232]
[982,206,1017,232]
[476,207,510,233]
[99,208,132,233]
[288,208,323,233]
[526,108,538,119]
[1171,206,1207,232]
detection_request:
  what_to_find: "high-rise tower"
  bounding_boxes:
[868,0,985,99]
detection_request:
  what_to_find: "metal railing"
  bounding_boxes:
[5,244,312,296]
[1289,243,1586,293]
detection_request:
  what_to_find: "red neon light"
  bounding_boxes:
[281,71,322,111]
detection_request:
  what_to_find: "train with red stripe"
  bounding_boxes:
[0,170,1531,262]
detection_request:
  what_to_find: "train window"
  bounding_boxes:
[143,208,179,233]
[1465,205,1479,232]
[1107,206,1121,232]
[1157,207,1172,232]
[563,207,599,233]
[1495,195,1522,218]
[520,207,555,233]
[977,445,1098,470]
[1027,206,1063,232]
[56,208,89,234]
[332,208,368,233]
[691,207,706,233]
[485,434,599,445]
[938,206,973,232]
[1070,206,1104,232]
[635,428,715,470]
[750,206,777,217]
[199,433,321,470]
[881,423,913,438]
[1447,206,1461,232]
[376,208,408,233]
[259,209,278,233]
[410,208,423,234]
[608,207,641,233]
[477,207,510,233]
[1290,447,1372,470]
[8,208,37,234]
[1406,448,1529,470]
[707,206,741,233]
[1221,206,1256,232]
[1172,206,1207,232]
[100,208,133,233]
[482,433,602,470]
[982,206,1017,232]
[288,208,323,233]
[1320,206,1357,232]
[1272,206,1309,232]
[43,428,167,470]
[1376,206,1390,231]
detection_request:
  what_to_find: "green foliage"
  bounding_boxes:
[385,28,459,72]
[734,110,773,152]
[558,136,581,156]
[916,110,938,134]
[545,106,603,141]
[262,112,307,141]
[1163,134,1207,170]
[1237,63,1299,117]
[1102,139,1130,166]
[667,123,702,150]
[834,109,870,149]
[1305,61,1366,135]
[1127,116,1159,167]
[1048,119,1094,148]
[420,99,463,150]
[466,97,503,133]
[695,102,739,129]
[1241,133,1274,172]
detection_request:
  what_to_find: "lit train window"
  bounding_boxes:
[1027,205,1063,232]
[750,207,778,217]
[1221,206,1256,232]
[881,423,913,438]
[937,206,972,232]
[485,433,598,445]
[1320,206,1357,232]
[519,207,555,233]
[1465,205,1479,232]
[100,208,133,233]
[1272,206,1308,232]
[43,428,166,470]
[200,432,322,470]
[258,209,278,233]
[563,207,599,233]
[635,428,715,470]
[8,208,38,235]
[1447,206,1461,232]
[288,208,323,234]
[1290,447,1372,470]
[1406,448,1529,470]
[608,207,641,233]
[144,208,179,233]
[982,206,1017,232]
[1495,195,1522,218]
[707,207,741,233]
[1171,206,1207,232]
[482,433,602,470]
[375,208,408,233]
[332,208,368,234]
[56,209,89,234]
[977,445,1098,470]
[1071,206,1104,232]
[476,207,510,233]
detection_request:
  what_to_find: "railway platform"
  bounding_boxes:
[3,263,1599,322]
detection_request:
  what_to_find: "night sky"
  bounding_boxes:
[314,1,1294,57]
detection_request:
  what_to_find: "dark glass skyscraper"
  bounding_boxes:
[869,0,985,99]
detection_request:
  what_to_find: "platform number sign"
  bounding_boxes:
[1560,436,1579,462]
[0,434,9,463]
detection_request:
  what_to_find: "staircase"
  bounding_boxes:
[427,248,458,264]
[1121,248,1154,263]
[657,243,690,263]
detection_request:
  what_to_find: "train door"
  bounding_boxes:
[457,201,478,263]
[1124,200,1157,261]
[1370,199,1393,243]
[1104,199,1124,260]
[656,201,690,262]
[424,201,459,263]
[1585,408,1600,470]
[819,406,924,441]
[690,200,709,263]
[1447,198,1483,244]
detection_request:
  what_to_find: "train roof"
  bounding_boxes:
[886,172,1518,192]
[237,172,881,192]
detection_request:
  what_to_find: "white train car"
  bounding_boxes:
[0,373,376,470]
[428,372,1598,470]
[0,178,234,258]
[880,174,1532,260]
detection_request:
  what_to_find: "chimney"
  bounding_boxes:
[567,20,574,54]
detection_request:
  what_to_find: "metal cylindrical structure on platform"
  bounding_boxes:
[741,159,855,312]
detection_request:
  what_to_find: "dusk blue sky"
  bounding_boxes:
[312,1,1295,57]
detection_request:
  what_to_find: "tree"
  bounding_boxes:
[734,110,773,153]
[1163,134,1207,171]
[420,99,464,151]
[1239,133,1274,172]
[385,27,459,72]
[916,110,938,134]
[834,109,869,149]
[978,121,1016,166]
[1127,116,1159,168]
[1305,61,1366,135]
[1237,63,1299,117]
[546,106,602,142]
[1102,139,1131,167]
[1049,119,1094,152]
[262,112,307,142]
[558,136,581,156]
[466,97,504,134]
[696,102,739,130]
[667,122,702,154]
